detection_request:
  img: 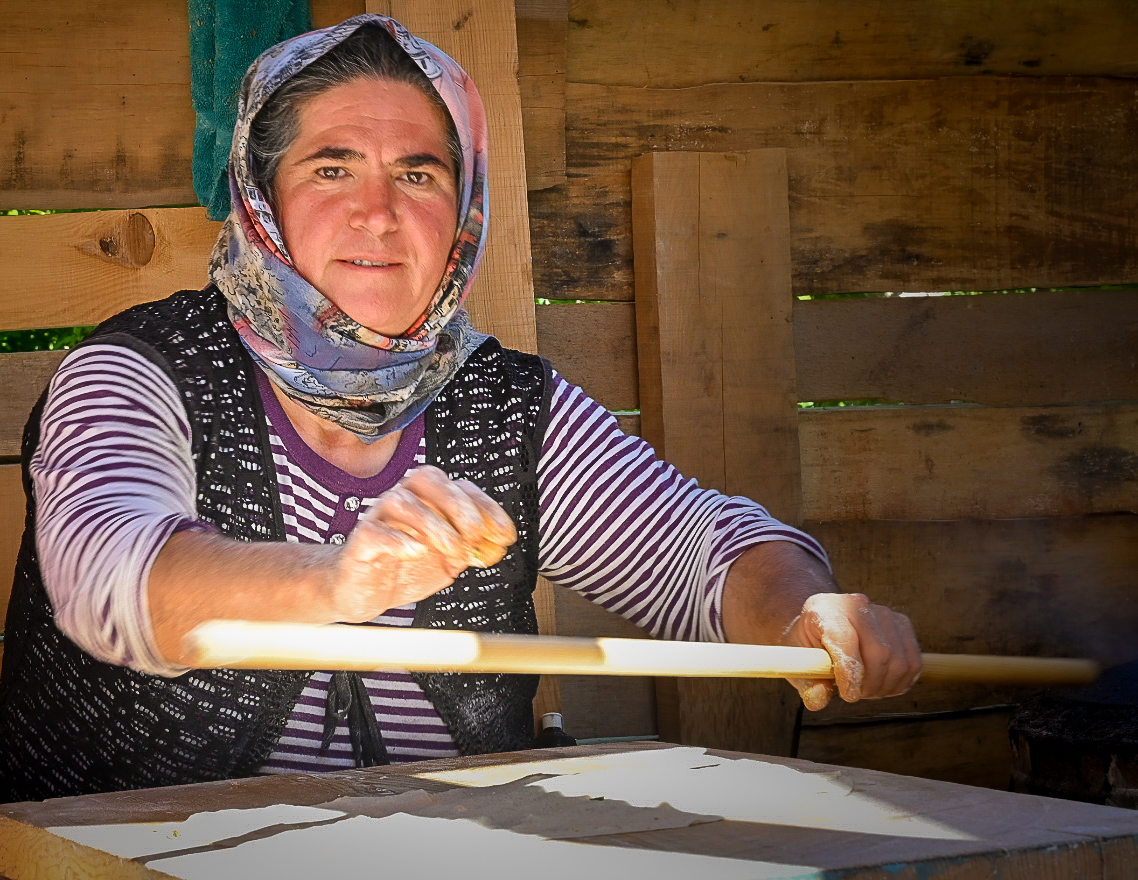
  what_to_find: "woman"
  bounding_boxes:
[0,16,920,802]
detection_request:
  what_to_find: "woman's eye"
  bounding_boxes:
[315,166,345,180]
[404,170,430,185]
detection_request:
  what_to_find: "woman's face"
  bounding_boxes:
[274,77,459,336]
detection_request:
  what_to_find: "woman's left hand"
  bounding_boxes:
[782,592,923,711]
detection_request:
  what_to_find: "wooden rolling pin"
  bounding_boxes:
[185,621,1100,685]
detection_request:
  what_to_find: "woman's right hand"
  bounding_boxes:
[331,465,518,621]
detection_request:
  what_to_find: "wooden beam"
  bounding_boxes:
[794,290,1138,407]
[0,0,197,209]
[311,0,367,29]
[799,401,1138,520]
[803,514,1138,721]
[633,150,802,757]
[531,76,1138,301]
[0,209,219,331]
[0,462,26,665]
[532,288,1138,417]
[0,352,65,459]
[516,0,567,191]
[798,708,1016,791]
[568,0,1138,86]
[0,465,23,615]
[530,575,563,727]
[535,302,638,411]
[551,586,655,740]
[367,0,538,354]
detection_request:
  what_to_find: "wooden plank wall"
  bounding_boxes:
[2,0,1137,781]
[632,149,804,758]
[529,0,1138,783]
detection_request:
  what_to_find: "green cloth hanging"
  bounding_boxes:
[190,0,312,220]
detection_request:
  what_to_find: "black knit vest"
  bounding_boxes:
[0,287,550,802]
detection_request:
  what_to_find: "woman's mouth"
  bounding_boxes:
[349,259,394,267]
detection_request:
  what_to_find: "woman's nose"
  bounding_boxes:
[350,177,399,235]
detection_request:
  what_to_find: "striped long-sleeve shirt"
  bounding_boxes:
[30,344,828,769]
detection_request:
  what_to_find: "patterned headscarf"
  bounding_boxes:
[209,15,489,441]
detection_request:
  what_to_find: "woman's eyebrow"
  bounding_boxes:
[292,148,452,173]
[394,152,452,172]
[295,146,365,164]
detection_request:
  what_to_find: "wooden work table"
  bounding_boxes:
[2,742,1137,879]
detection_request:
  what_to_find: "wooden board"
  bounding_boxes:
[633,150,802,757]
[550,586,656,740]
[530,75,1138,301]
[795,290,1138,406]
[797,707,1016,791]
[0,209,219,331]
[311,0,367,29]
[799,402,1138,521]
[567,0,1138,86]
[530,575,562,724]
[0,464,26,664]
[532,288,1138,419]
[535,302,638,411]
[4,743,1138,880]
[633,151,802,519]
[613,412,639,438]
[366,0,538,354]
[516,0,567,191]
[0,0,197,209]
[800,515,1138,722]
[0,352,65,459]
[0,464,22,581]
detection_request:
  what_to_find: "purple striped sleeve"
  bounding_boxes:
[537,372,830,643]
[30,345,200,677]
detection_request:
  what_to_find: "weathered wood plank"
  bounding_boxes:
[549,586,656,740]
[8,743,1138,880]
[631,152,701,472]
[517,0,567,191]
[0,463,27,661]
[0,1,197,209]
[706,151,802,527]
[311,0,367,29]
[633,150,802,757]
[530,76,1138,301]
[531,576,563,725]
[0,209,219,330]
[567,0,1138,87]
[613,412,639,437]
[369,0,538,354]
[0,352,66,459]
[800,402,1138,521]
[797,708,1015,791]
[799,515,1138,722]
[532,290,1138,423]
[795,290,1138,407]
[0,208,218,330]
[535,302,637,411]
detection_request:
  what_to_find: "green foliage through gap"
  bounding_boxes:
[0,327,96,353]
